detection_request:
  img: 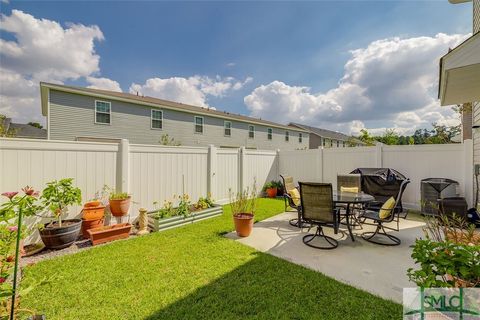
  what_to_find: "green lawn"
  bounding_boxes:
[21,199,402,319]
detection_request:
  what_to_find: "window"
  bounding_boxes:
[322,138,326,147]
[285,131,289,142]
[337,141,340,147]
[194,116,204,134]
[299,133,303,143]
[343,141,346,147]
[224,121,232,136]
[248,125,255,139]
[95,100,111,124]
[151,109,163,129]
[267,128,273,140]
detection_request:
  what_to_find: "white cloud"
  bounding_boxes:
[86,77,122,92]
[0,10,105,123]
[130,75,252,107]
[244,33,467,135]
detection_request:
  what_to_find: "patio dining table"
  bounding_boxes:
[333,191,375,242]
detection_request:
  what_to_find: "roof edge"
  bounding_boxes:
[39,82,309,133]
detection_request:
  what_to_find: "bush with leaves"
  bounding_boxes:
[41,178,82,227]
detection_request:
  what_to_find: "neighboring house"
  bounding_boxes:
[438,0,480,206]
[40,83,309,150]
[0,117,47,139]
[288,122,365,149]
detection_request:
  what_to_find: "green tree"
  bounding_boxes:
[357,129,376,146]
[27,122,43,129]
[0,114,17,137]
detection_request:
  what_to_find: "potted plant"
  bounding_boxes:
[109,192,131,217]
[263,181,277,198]
[407,214,480,287]
[39,178,82,249]
[230,182,257,237]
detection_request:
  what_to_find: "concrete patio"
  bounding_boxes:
[227,211,426,303]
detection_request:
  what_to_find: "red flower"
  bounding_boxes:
[1,192,18,199]
[8,226,18,232]
[22,186,35,196]
[0,277,5,283]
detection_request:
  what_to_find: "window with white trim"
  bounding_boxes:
[285,131,289,142]
[267,128,273,140]
[299,133,303,143]
[337,141,340,147]
[224,121,232,136]
[95,101,111,124]
[248,125,255,139]
[194,116,204,134]
[151,109,163,129]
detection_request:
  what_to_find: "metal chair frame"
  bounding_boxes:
[360,179,410,246]
[280,175,310,228]
[299,182,340,250]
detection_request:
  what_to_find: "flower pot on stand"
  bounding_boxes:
[233,213,254,237]
[82,204,105,220]
[109,197,131,217]
[39,219,82,250]
[266,188,277,198]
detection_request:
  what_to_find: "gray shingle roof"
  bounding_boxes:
[289,122,364,144]
[1,118,47,139]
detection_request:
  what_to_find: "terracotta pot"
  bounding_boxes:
[266,188,277,198]
[39,219,82,250]
[233,213,254,237]
[109,197,131,217]
[81,218,104,239]
[84,201,101,208]
[82,205,105,220]
[87,223,131,245]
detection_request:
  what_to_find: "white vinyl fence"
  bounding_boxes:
[279,141,473,208]
[0,138,473,233]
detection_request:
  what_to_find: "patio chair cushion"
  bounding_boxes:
[340,186,359,193]
[288,188,301,206]
[379,196,395,219]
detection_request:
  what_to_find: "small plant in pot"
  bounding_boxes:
[229,181,257,237]
[39,178,82,250]
[109,192,131,217]
[263,181,277,198]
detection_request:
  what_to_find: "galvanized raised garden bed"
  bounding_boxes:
[147,205,223,232]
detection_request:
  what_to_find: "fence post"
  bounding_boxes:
[117,139,130,193]
[239,146,245,192]
[464,139,473,207]
[375,143,383,168]
[317,147,324,182]
[207,144,217,199]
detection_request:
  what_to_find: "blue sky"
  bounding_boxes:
[0,1,473,135]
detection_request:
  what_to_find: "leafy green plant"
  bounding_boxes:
[407,213,480,287]
[153,200,175,219]
[176,194,191,218]
[109,192,130,200]
[229,181,257,215]
[194,193,214,211]
[407,239,480,287]
[41,178,82,227]
[262,181,276,192]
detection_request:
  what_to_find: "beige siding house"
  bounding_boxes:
[40,83,309,150]
[288,122,364,148]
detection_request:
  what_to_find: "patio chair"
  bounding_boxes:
[337,174,363,227]
[299,182,340,249]
[359,179,410,246]
[280,175,307,228]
